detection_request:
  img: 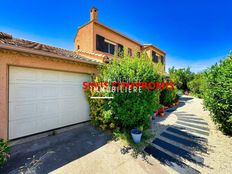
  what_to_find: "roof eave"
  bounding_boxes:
[0,44,100,65]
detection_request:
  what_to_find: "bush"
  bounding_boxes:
[188,73,207,98]
[203,54,232,135]
[86,52,161,131]
[168,67,194,90]
[85,88,115,130]
[160,87,177,106]
[0,139,10,167]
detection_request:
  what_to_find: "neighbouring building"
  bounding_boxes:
[75,7,166,69]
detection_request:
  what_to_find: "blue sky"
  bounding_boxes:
[0,0,231,72]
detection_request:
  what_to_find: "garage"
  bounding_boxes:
[9,66,91,139]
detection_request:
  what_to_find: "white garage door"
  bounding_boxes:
[9,66,90,139]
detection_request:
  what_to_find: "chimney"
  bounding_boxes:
[90,7,98,21]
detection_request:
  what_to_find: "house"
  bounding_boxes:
[75,7,166,68]
[0,32,101,140]
[0,7,166,140]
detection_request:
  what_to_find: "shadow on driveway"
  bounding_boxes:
[0,123,111,174]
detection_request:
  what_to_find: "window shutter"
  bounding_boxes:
[96,34,106,52]
[152,51,158,63]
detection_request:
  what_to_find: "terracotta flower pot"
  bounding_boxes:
[155,111,159,117]
[158,106,165,114]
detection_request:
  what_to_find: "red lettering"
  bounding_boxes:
[148,82,156,90]
[83,82,90,90]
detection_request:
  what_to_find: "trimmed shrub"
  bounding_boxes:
[85,88,115,130]
[203,54,232,135]
[188,73,207,98]
[160,87,177,106]
[86,52,161,131]
[0,139,10,167]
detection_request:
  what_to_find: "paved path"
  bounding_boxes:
[145,96,209,174]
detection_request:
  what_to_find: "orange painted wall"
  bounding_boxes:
[0,50,97,140]
[93,23,141,57]
[74,22,94,52]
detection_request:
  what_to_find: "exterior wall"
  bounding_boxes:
[143,47,166,73]
[144,47,165,58]
[0,49,97,140]
[93,23,141,57]
[74,22,94,52]
[144,49,152,59]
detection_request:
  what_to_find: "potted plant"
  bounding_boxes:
[158,105,165,116]
[130,128,142,144]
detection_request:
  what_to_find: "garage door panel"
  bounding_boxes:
[59,112,77,126]
[37,101,59,114]
[61,73,89,84]
[9,67,38,82]
[37,114,60,131]
[60,99,78,111]
[9,84,38,102]
[40,85,60,98]
[9,119,38,139]
[9,102,37,121]
[40,71,59,82]
[9,66,90,139]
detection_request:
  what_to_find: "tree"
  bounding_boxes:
[188,72,207,98]
[168,67,194,90]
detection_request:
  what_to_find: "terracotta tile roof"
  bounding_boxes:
[0,32,101,65]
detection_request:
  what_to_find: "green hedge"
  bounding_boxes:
[188,73,207,98]
[160,87,177,106]
[203,54,232,135]
[86,52,161,130]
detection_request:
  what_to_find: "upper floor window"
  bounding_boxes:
[105,39,116,55]
[118,44,124,57]
[160,56,165,64]
[96,34,105,52]
[96,34,116,55]
[152,51,158,63]
[128,48,132,56]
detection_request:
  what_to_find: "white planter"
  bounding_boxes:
[131,129,142,144]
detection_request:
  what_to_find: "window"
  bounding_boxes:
[160,56,165,64]
[152,51,158,63]
[96,34,115,55]
[128,48,132,56]
[118,44,124,57]
[105,41,115,55]
[96,34,106,52]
